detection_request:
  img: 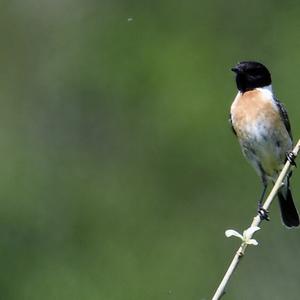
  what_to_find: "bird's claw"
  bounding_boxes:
[286,151,297,167]
[258,207,270,221]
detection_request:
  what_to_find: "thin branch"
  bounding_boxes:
[212,139,300,300]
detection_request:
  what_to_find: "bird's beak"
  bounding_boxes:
[231,67,239,73]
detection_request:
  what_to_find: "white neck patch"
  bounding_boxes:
[256,84,273,100]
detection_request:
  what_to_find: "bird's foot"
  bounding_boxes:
[258,204,270,221]
[286,151,297,167]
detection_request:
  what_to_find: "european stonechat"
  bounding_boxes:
[230,61,299,227]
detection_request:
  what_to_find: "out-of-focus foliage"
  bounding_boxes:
[1,0,300,299]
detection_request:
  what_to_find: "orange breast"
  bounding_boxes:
[230,90,282,138]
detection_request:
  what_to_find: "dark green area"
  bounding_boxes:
[1,1,300,299]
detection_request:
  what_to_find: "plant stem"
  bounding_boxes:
[211,139,300,300]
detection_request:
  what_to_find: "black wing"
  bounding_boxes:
[229,113,237,136]
[275,98,293,141]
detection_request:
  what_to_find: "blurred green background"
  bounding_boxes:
[1,0,300,299]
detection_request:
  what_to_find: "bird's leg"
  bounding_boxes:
[286,151,297,167]
[257,182,270,221]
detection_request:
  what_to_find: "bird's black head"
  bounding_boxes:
[231,61,272,92]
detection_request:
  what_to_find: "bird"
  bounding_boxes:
[229,61,299,227]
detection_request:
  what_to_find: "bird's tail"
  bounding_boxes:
[278,175,299,228]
